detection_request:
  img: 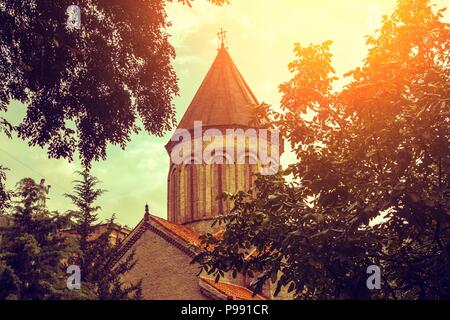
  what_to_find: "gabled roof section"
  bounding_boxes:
[199,277,266,300]
[112,213,269,300]
[112,214,201,266]
[150,215,200,246]
[176,46,261,131]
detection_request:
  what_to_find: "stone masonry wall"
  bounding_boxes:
[119,228,207,300]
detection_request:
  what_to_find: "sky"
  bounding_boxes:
[1,0,449,228]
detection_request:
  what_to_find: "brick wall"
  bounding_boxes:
[119,228,207,300]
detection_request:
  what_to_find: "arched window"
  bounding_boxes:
[217,163,224,214]
[237,153,258,192]
[181,156,201,222]
[244,161,250,190]
[210,154,229,216]
[188,163,195,220]
[247,154,258,190]
[168,166,179,223]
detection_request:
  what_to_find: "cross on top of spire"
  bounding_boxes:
[144,203,149,221]
[217,28,228,50]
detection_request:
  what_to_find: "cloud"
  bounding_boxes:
[2,0,449,229]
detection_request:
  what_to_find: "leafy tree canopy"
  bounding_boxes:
[195,0,450,299]
[0,0,226,167]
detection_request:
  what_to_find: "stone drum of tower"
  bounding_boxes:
[165,44,281,234]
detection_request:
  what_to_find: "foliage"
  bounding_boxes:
[65,170,141,299]
[0,165,9,213]
[65,170,105,257]
[0,178,73,299]
[89,218,142,300]
[0,0,229,167]
[0,170,141,300]
[194,0,450,299]
[0,0,179,166]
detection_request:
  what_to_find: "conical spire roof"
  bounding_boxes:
[176,46,261,131]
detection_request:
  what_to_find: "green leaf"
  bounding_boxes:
[288,282,295,293]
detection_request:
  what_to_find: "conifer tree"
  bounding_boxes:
[65,170,105,269]
[0,165,9,214]
[65,170,141,299]
[89,216,142,300]
[0,178,72,299]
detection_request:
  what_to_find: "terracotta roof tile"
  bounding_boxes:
[213,229,225,240]
[150,215,200,246]
[200,277,265,300]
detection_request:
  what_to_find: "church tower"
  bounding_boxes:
[165,35,281,234]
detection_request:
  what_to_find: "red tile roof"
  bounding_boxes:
[114,215,268,300]
[200,276,265,300]
[150,215,200,246]
[214,229,225,240]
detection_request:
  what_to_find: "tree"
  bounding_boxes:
[65,170,105,261]
[0,166,9,214]
[0,0,227,166]
[87,216,142,300]
[194,0,450,299]
[65,170,141,299]
[0,178,72,299]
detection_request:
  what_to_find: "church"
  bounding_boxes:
[113,37,285,300]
